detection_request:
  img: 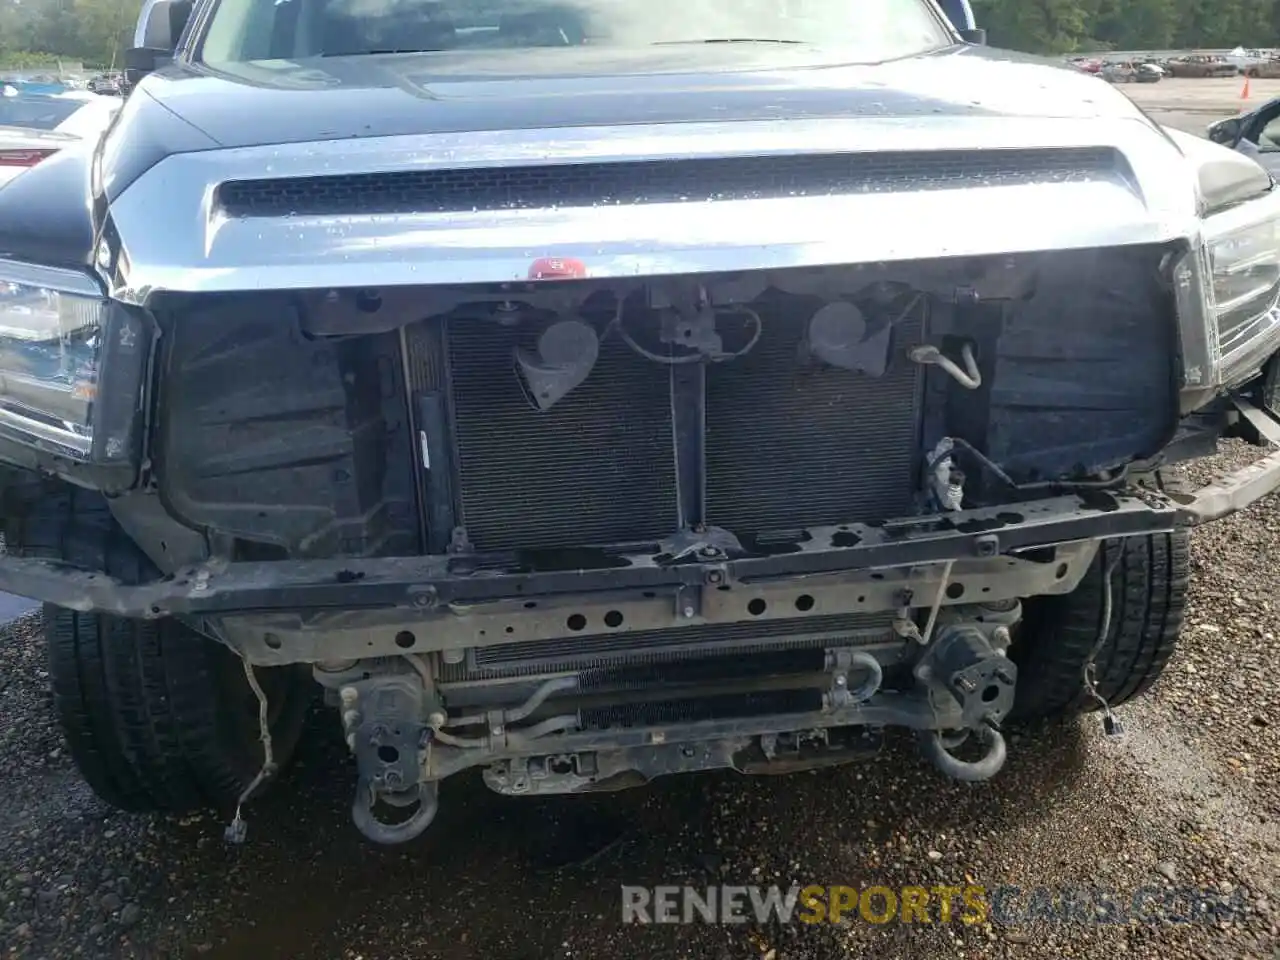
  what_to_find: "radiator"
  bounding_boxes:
[410,301,924,552]
[706,294,923,532]
[443,317,678,551]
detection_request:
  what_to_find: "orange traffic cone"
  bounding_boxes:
[1242,73,1252,100]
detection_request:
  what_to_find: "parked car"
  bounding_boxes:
[1136,62,1164,83]
[1101,62,1139,83]
[0,76,68,95]
[4,0,1280,848]
[1102,61,1160,84]
[0,90,121,188]
[1244,59,1280,79]
[87,73,125,96]
[1166,55,1239,78]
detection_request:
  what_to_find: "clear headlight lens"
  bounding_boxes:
[0,274,106,458]
[1197,189,1280,389]
[1209,216,1280,362]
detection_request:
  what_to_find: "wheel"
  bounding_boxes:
[1256,353,1280,416]
[7,481,310,812]
[1011,527,1189,721]
[47,607,310,812]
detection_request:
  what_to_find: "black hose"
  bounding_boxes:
[926,436,1130,500]
[918,725,1007,782]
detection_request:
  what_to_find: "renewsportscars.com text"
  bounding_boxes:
[620,884,1247,926]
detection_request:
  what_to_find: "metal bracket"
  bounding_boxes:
[1179,395,1280,525]
[674,583,701,620]
[669,360,707,531]
[1233,394,1280,446]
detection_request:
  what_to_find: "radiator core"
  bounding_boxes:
[421,302,923,552]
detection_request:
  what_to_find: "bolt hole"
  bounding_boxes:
[717,585,731,592]
[394,630,415,649]
[504,626,514,634]
[377,745,400,764]
[981,685,1001,703]
[747,598,768,616]
[642,591,656,599]
[150,605,161,615]
[604,610,624,628]
[857,595,866,603]
[1055,563,1069,579]
[795,594,815,612]
[981,586,990,593]
[523,601,538,609]
[567,613,587,632]
[945,582,965,600]
[264,633,282,650]
[479,629,486,637]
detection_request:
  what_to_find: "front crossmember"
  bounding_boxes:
[0,491,1178,620]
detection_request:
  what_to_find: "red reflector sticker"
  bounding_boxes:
[527,257,588,281]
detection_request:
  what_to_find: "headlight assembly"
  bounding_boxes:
[1179,189,1280,391]
[0,259,147,463]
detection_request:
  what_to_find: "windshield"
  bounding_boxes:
[199,0,951,65]
[0,94,84,131]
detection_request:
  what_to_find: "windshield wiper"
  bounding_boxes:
[651,38,805,45]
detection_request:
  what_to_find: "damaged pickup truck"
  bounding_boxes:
[2,0,1280,845]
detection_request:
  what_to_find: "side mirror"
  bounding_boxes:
[958,28,987,45]
[1208,117,1244,147]
[124,0,194,85]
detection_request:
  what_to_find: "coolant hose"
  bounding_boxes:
[918,725,1007,782]
[844,651,884,704]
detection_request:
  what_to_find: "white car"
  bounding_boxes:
[0,89,121,189]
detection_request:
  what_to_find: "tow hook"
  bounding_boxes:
[341,678,440,844]
[352,779,439,845]
[914,622,1017,782]
[917,721,1008,782]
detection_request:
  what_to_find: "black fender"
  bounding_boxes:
[0,81,221,274]
[0,144,97,269]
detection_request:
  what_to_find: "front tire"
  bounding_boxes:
[6,481,310,813]
[48,607,310,813]
[1012,530,1189,721]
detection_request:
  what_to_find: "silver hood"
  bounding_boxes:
[102,56,1205,304]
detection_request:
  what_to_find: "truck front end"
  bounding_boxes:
[2,0,1280,843]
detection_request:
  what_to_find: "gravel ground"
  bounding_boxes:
[1,440,1279,959]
